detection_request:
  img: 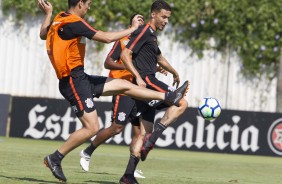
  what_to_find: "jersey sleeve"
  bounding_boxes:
[126,25,150,54]
[107,40,122,61]
[59,20,97,40]
[157,47,161,55]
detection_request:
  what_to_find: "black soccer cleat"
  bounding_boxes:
[164,80,189,107]
[140,133,155,161]
[119,174,139,184]
[44,155,67,182]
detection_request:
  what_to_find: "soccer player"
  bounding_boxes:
[79,13,146,176]
[120,0,189,182]
[38,0,188,182]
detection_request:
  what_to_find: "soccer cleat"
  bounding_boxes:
[80,150,91,172]
[44,155,67,182]
[119,174,139,184]
[165,80,189,107]
[134,169,145,179]
[140,133,155,161]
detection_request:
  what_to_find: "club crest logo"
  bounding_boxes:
[85,98,94,108]
[71,105,78,113]
[118,112,126,121]
[267,118,282,155]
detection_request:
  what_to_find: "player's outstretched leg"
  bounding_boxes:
[44,154,67,182]
[164,80,189,106]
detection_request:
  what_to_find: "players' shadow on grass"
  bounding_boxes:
[0,174,61,184]
[82,172,118,184]
[84,181,116,184]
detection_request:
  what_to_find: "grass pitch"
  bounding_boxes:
[0,137,281,184]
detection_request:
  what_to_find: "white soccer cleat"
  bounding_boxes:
[134,169,145,179]
[80,150,91,172]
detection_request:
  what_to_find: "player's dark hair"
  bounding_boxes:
[68,0,88,8]
[151,0,171,13]
[129,13,144,26]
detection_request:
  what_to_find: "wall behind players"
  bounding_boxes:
[0,10,277,112]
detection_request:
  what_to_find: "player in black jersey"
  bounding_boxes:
[120,0,190,183]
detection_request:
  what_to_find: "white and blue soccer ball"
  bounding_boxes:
[198,97,221,121]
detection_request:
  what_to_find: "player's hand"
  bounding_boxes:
[157,65,168,76]
[173,74,180,88]
[38,0,53,15]
[136,77,146,88]
[131,14,144,30]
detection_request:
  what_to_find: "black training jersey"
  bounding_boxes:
[57,12,97,40]
[126,24,161,78]
[108,40,123,61]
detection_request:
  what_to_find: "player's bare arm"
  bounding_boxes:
[157,54,180,87]
[93,15,143,43]
[157,65,168,76]
[38,0,53,40]
[104,56,126,70]
[121,48,146,87]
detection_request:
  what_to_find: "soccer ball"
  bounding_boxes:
[198,97,221,120]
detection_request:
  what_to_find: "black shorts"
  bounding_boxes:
[134,75,175,123]
[59,66,107,117]
[111,95,140,126]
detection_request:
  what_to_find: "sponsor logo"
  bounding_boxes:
[153,113,260,152]
[267,118,282,155]
[18,102,266,155]
[85,98,94,108]
[22,104,112,140]
[52,22,61,25]
[80,36,86,44]
[123,39,129,46]
[118,112,126,121]
[24,105,82,140]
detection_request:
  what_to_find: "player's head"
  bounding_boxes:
[150,0,171,31]
[129,13,144,28]
[68,0,91,18]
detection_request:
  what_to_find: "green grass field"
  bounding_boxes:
[0,137,281,184]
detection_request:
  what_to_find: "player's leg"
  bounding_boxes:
[120,110,154,183]
[101,77,188,107]
[44,110,100,181]
[80,120,125,171]
[44,74,103,181]
[80,95,134,171]
[131,121,145,179]
[139,75,189,161]
[140,100,188,162]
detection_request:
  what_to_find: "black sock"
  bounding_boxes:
[51,150,64,162]
[124,154,139,176]
[84,143,97,156]
[149,122,167,143]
